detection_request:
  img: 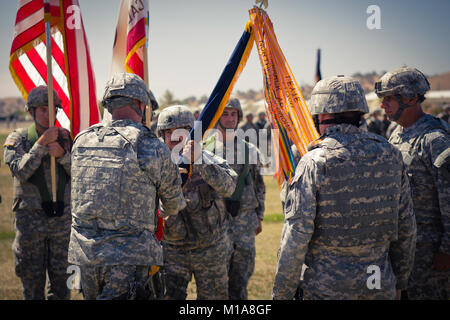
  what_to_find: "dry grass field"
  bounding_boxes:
[0,126,284,300]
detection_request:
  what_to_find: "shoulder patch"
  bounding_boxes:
[4,138,17,147]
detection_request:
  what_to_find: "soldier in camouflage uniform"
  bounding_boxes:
[157,105,237,300]
[68,73,186,300]
[273,75,417,300]
[376,67,450,300]
[208,98,266,300]
[4,86,72,300]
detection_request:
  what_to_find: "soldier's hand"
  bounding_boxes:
[179,168,188,174]
[37,127,59,146]
[57,127,72,151]
[432,252,450,271]
[48,142,65,158]
[255,219,263,235]
[182,140,202,164]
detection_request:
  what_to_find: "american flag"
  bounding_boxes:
[9,0,100,137]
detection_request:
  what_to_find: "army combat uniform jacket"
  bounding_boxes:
[389,114,449,299]
[164,149,237,249]
[69,119,186,268]
[273,124,416,300]
[389,114,449,253]
[162,150,237,300]
[4,126,72,300]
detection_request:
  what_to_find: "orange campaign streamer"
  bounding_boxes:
[249,7,320,185]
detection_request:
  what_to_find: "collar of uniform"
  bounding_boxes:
[397,114,430,138]
[109,118,144,128]
[324,124,361,136]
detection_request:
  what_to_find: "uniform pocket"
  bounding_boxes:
[72,155,123,220]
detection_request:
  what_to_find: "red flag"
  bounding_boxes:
[9,0,100,137]
[110,0,148,80]
[104,0,149,122]
[109,0,165,242]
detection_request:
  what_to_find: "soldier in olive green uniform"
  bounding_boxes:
[4,86,72,300]
[377,67,450,300]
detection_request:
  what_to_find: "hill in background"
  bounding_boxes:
[1,71,449,119]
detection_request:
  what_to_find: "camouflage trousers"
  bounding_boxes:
[228,223,256,300]
[163,234,232,300]
[79,265,150,300]
[407,242,449,300]
[12,210,71,300]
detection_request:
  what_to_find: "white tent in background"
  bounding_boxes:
[365,90,450,112]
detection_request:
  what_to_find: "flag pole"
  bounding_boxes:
[44,0,57,204]
[144,10,151,128]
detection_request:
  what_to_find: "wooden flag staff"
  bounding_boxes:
[144,10,151,127]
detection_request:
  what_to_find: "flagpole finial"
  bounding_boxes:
[255,0,268,9]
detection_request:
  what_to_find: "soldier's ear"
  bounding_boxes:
[404,97,418,106]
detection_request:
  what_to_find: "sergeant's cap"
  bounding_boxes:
[102,72,158,109]
[309,75,369,116]
[25,86,62,112]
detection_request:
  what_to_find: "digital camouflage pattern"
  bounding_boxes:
[163,149,237,249]
[156,105,195,135]
[389,114,450,299]
[157,105,237,299]
[24,85,62,111]
[163,234,232,300]
[407,243,449,300]
[69,119,186,268]
[375,67,430,99]
[4,127,72,300]
[208,134,266,300]
[273,124,416,300]
[69,119,185,300]
[309,76,369,115]
[102,72,158,111]
[79,265,150,300]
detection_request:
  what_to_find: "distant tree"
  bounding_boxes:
[198,95,208,105]
[181,95,197,106]
[160,90,180,109]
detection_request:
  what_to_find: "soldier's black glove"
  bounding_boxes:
[42,201,65,217]
[225,199,241,217]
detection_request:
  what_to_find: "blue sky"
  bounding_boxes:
[0,0,449,101]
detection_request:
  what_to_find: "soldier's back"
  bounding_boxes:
[302,125,407,299]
